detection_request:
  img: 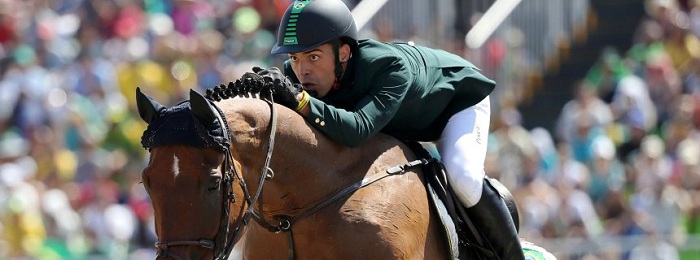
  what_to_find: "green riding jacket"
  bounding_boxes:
[282,39,495,147]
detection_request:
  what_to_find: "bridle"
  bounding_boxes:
[152,91,424,259]
[154,92,279,260]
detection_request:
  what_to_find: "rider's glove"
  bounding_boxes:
[252,67,308,111]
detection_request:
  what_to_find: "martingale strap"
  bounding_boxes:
[264,158,432,231]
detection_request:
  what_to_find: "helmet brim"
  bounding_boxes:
[271,43,321,55]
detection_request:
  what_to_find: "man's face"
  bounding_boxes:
[288,43,337,98]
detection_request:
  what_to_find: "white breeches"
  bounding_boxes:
[437,96,490,208]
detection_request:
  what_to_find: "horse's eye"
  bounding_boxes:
[208,178,221,191]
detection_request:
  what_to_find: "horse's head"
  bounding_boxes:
[137,88,246,259]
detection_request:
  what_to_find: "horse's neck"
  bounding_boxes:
[217,98,406,214]
[218,97,354,169]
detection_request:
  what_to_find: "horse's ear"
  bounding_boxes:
[190,89,218,127]
[136,87,165,124]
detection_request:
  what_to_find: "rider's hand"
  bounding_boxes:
[252,67,305,111]
[239,71,265,93]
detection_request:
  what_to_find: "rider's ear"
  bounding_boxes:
[339,44,351,62]
[136,87,165,124]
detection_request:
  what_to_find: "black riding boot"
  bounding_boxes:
[466,180,525,260]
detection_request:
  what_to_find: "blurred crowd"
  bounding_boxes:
[488,0,700,259]
[0,0,699,259]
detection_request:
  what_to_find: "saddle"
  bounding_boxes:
[404,141,520,260]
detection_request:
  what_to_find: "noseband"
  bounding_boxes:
[155,93,279,260]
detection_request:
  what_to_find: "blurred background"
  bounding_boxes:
[0,0,698,259]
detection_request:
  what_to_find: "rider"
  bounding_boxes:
[251,0,524,258]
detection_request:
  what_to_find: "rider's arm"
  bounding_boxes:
[298,56,410,147]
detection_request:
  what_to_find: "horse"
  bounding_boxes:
[136,82,452,259]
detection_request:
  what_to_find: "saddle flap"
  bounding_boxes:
[405,141,496,259]
[425,183,460,259]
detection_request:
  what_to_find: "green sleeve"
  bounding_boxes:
[303,56,410,147]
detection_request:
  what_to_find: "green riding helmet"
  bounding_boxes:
[271,0,357,55]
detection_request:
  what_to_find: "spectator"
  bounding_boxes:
[555,80,613,143]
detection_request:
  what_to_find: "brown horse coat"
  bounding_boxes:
[139,91,449,259]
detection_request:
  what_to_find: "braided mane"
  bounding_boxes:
[204,74,272,102]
